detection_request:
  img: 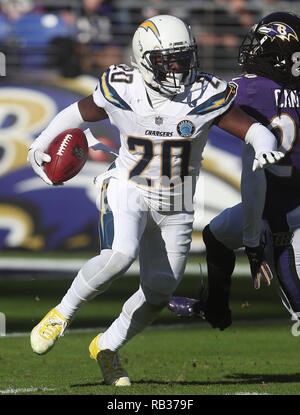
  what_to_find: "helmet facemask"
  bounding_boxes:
[239,26,291,80]
[142,45,198,95]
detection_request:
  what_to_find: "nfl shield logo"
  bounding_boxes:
[155,116,163,125]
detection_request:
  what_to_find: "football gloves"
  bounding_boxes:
[252,150,284,171]
[27,148,53,185]
[245,245,273,289]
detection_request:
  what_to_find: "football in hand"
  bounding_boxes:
[44,129,88,184]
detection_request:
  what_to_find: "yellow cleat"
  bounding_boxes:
[30,308,68,355]
[89,334,131,386]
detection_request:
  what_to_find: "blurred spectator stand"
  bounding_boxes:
[14,12,75,69]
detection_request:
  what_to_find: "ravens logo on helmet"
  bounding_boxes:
[238,12,300,89]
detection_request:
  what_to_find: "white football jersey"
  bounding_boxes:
[93,64,237,210]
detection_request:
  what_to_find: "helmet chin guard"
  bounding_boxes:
[132,15,198,96]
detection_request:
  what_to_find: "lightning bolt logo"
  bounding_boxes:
[139,20,161,43]
[258,22,299,42]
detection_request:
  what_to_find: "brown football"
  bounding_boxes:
[44,129,88,184]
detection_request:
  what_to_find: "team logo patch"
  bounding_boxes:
[177,120,195,137]
[155,116,163,125]
[258,22,299,42]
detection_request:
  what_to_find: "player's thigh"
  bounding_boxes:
[139,211,193,300]
[99,178,148,258]
[159,210,193,259]
[264,219,300,315]
[209,203,244,250]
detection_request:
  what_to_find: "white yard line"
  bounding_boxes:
[0,258,250,276]
[1,318,290,339]
[234,392,269,395]
[0,387,56,394]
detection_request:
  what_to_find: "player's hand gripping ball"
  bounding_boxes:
[44,129,88,184]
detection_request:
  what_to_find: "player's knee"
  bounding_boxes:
[141,282,174,307]
[110,249,135,272]
[203,224,235,270]
[81,249,135,290]
[112,237,141,259]
[121,287,166,333]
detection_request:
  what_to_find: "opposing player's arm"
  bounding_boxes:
[216,103,284,171]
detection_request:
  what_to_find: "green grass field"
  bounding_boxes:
[0,255,299,397]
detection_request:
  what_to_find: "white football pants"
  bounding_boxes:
[57,176,194,351]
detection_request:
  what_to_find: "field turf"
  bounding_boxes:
[0,256,299,398]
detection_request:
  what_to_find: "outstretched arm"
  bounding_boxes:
[216,104,284,171]
[217,103,255,138]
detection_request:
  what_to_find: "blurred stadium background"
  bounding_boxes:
[0,0,299,289]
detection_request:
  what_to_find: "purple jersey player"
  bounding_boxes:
[168,11,300,329]
[235,74,300,231]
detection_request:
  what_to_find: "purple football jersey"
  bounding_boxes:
[232,74,300,232]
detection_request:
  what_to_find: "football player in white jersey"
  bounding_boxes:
[27,15,283,386]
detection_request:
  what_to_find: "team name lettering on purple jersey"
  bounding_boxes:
[232,74,300,230]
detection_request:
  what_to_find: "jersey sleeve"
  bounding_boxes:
[230,76,248,107]
[231,75,276,124]
[188,76,238,121]
[93,65,133,112]
[93,78,106,109]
